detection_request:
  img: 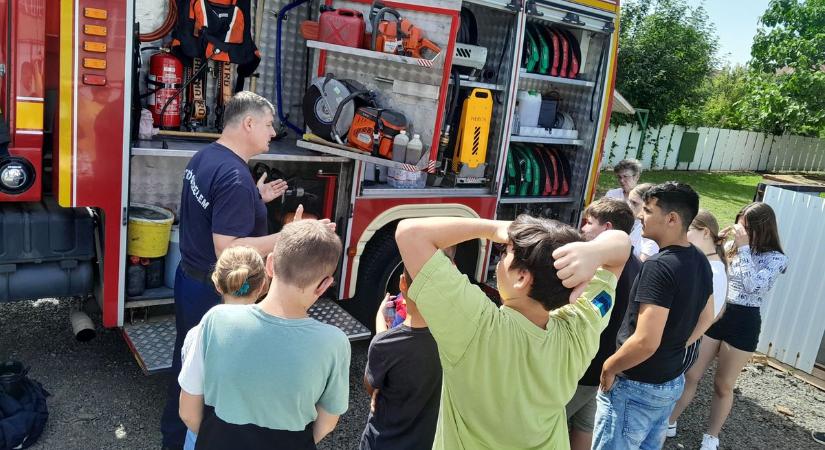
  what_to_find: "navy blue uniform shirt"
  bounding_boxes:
[179,142,268,272]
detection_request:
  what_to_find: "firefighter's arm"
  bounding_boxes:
[312,406,339,444]
[213,207,337,257]
[213,232,279,258]
[396,218,510,279]
[179,391,204,434]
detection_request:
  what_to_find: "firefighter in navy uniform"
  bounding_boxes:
[159,92,287,450]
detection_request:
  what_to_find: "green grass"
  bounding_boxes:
[595,171,765,226]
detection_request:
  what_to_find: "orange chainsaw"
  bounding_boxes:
[370,6,441,58]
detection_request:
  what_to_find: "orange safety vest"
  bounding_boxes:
[171,0,260,90]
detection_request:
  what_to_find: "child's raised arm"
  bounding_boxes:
[552,229,630,288]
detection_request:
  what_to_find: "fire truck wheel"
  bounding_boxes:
[349,228,404,333]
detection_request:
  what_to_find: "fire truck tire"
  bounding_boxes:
[349,227,403,332]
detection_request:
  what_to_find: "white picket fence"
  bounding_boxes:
[601,124,825,172]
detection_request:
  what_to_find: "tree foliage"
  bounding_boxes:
[616,0,825,137]
[745,0,825,136]
[615,0,719,125]
[670,65,750,129]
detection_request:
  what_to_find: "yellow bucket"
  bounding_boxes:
[128,203,174,258]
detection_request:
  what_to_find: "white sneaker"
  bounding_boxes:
[666,422,677,438]
[700,434,719,450]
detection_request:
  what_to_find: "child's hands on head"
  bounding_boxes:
[552,241,601,289]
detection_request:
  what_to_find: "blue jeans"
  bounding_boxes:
[160,265,221,448]
[592,374,685,450]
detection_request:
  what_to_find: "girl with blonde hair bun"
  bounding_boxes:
[211,246,269,303]
[181,245,270,450]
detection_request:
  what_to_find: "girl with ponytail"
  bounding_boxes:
[210,246,269,304]
[181,246,269,450]
[668,203,788,450]
[688,209,728,318]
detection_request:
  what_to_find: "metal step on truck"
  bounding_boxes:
[0,0,621,373]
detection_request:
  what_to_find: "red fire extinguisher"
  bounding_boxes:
[147,49,182,129]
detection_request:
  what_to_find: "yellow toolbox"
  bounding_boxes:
[453,88,493,173]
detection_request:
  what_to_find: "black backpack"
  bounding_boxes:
[0,362,49,450]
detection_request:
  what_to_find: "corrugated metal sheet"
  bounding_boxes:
[757,185,825,374]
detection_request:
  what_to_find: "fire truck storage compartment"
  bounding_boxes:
[499,12,612,215]
[435,1,520,191]
[0,199,95,301]
[129,140,353,227]
[488,5,615,278]
[300,0,506,192]
[128,139,355,302]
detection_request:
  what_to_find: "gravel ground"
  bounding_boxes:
[2,298,823,450]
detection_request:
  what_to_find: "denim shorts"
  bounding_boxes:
[566,384,599,432]
[592,374,685,450]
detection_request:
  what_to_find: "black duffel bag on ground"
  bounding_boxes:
[0,361,49,450]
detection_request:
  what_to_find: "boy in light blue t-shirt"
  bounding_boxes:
[178,219,350,450]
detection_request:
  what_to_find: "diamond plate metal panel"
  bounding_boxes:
[129,155,189,218]
[309,298,371,340]
[466,4,518,86]
[123,299,370,373]
[123,318,177,374]
[256,0,312,128]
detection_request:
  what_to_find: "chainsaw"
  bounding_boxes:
[370,5,441,58]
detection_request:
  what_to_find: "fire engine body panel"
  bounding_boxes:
[0,0,620,373]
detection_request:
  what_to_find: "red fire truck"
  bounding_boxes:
[0,0,621,373]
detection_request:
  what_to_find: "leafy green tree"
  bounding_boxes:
[745,0,825,136]
[671,65,750,128]
[615,0,719,125]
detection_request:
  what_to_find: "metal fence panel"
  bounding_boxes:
[757,186,825,374]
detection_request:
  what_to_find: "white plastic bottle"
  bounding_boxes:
[392,130,409,162]
[517,90,542,128]
[405,134,424,165]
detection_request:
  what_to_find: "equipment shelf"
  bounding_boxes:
[361,186,492,198]
[518,71,596,87]
[449,79,506,91]
[131,139,350,163]
[498,196,574,204]
[463,0,520,14]
[296,139,428,172]
[306,40,444,69]
[509,136,584,145]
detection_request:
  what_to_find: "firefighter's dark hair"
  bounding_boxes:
[223,91,276,128]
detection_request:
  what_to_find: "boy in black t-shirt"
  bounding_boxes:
[593,182,715,450]
[566,198,641,450]
[360,259,450,450]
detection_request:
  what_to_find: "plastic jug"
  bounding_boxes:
[517,90,541,128]
[164,225,180,289]
[392,130,409,162]
[405,134,424,165]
